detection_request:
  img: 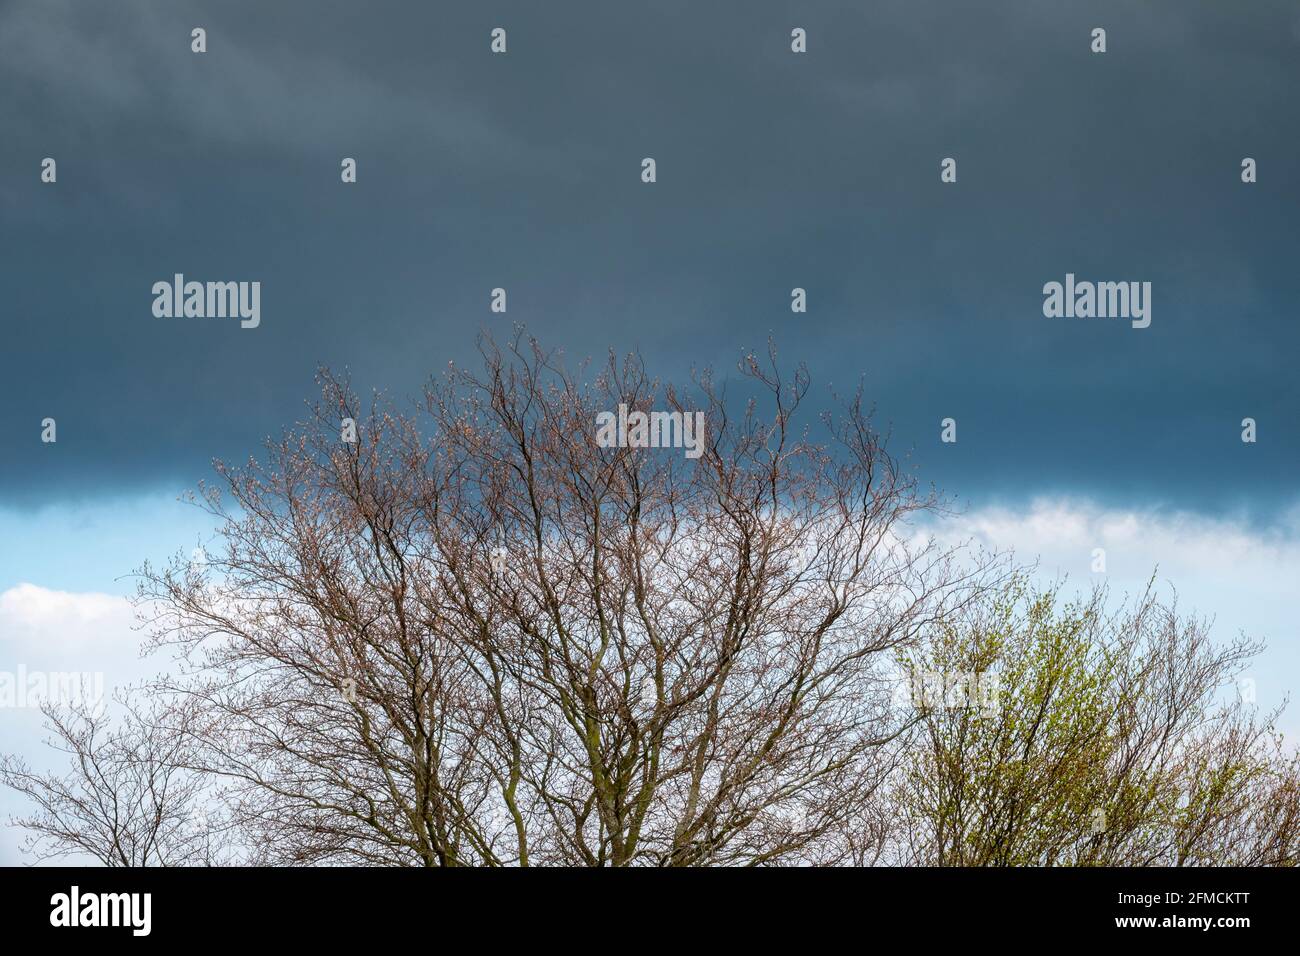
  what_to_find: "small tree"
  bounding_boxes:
[894,577,1300,866]
[0,692,221,866]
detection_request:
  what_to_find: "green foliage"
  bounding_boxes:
[896,576,1298,866]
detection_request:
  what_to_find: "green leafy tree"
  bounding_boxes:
[894,577,1300,866]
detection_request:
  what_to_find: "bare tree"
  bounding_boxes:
[135,331,1001,865]
[0,691,221,866]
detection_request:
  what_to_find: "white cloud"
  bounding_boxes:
[927,498,1300,730]
[0,583,138,656]
[0,584,148,766]
[934,498,1300,601]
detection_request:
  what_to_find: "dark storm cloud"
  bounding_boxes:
[2,0,1298,514]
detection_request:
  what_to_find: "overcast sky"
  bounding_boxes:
[2,0,1299,863]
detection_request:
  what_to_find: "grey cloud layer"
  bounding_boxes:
[2,0,1297,515]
